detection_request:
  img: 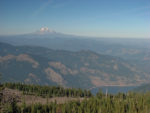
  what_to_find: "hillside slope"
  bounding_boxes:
[0,42,150,89]
[1,35,150,74]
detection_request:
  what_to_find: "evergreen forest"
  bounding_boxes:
[1,83,150,113]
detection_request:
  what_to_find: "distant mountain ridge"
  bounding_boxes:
[0,42,150,89]
[0,33,150,64]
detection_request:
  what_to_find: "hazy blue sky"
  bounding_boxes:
[0,0,150,38]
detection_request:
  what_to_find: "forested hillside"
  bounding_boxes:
[4,83,92,98]
[1,35,150,74]
[1,83,150,113]
[0,42,149,89]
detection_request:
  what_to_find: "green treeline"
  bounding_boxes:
[1,83,150,113]
[4,83,92,98]
[2,91,150,113]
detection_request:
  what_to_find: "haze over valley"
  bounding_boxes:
[0,30,150,90]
